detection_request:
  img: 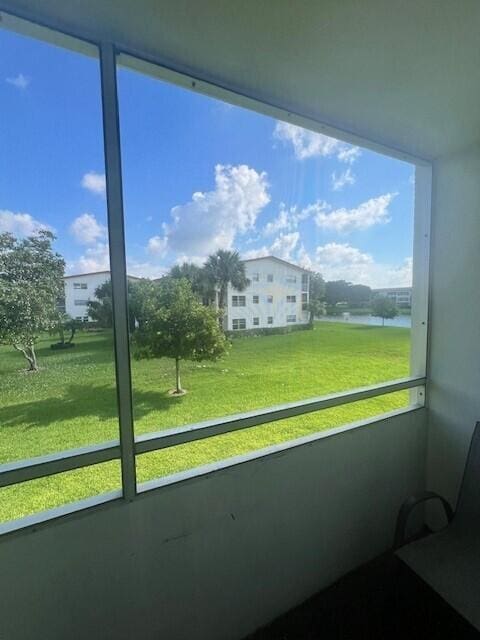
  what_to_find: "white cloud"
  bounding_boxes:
[273,121,361,164]
[6,73,30,90]
[262,203,311,236]
[0,209,50,236]
[126,260,167,279]
[315,193,396,233]
[147,235,168,257]
[160,164,270,259]
[243,231,299,262]
[337,146,361,164]
[299,242,412,288]
[67,242,110,274]
[70,213,106,245]
[81,172,106,197]
[270,232,300,261]
[331,168,356,191]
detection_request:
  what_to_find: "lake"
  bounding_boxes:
[318,313,411,328]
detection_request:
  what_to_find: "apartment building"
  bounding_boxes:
[372,286,412,308]
[226,256,310,331]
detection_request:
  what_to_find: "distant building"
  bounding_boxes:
[372,286,412,308]
[226,256,310,331]
[63,256,310,328]
[62,271,139,320]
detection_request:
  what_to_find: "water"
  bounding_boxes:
[318,313,411,328]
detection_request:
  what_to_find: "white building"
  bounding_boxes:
[372,287,412,308]
[62,271,111,320]
[226,256,310,331]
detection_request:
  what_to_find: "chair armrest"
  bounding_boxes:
[394,491,454,549]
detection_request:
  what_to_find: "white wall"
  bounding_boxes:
[0,409,426,640]
[64,272,110,319]
[227,258,309,330]
[426,145,480,509]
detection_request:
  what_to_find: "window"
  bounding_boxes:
[0,11,428,532]
[301,274,309,292]
[253,295,259,304]
[286,275,297,283]
[232,295,246,307]
[0,17,118,528]
[286,295,296,303]
[302,292,308,311]
[232,319,247,330]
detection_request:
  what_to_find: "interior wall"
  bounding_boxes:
[0,410,426,640]
[427,145,480,509]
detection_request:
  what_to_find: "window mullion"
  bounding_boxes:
[99,42,136,501]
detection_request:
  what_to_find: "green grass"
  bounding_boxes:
[0,322,411,521]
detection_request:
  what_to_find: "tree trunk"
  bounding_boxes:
[14,344,38,371]
[175,357,182,394]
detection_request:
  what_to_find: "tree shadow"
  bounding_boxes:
[0,383,181,430]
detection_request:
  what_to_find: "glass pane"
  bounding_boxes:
[0,27,118,463]
[136,391,410,485]
[117,54,416,472]
[0,461,121,523]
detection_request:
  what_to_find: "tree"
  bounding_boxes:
[204,250,249,316]
[307,271,325,325]
[50,313,80,349]
[0,230,65,371]
[347,284,372,308]
[325,280,351,306]
[87,280,113,327]
[133,278,229,394]
[371,295,398,326]
[169,262,216,305]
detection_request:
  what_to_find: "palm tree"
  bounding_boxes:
[170,262,216,305]
[204,250,249,315]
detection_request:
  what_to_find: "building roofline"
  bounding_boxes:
[241,255,309,272]
[64,270,141,280]
[372,286,412,291]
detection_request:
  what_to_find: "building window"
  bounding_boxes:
[302,292,308,311]
[267,295,273,303]
[286,295,296,303]
[287,315,296,323]
[267,274,274,282]
[232,318,247,330]
[73,282,88,290]
[251,272,259,282]
[232,295,246,307]
[301,274,309,292]
[267,316,273,325]
[253,317,259,326]
[286,275,296,283]
[253,295,259,304]
[74,299,89,306]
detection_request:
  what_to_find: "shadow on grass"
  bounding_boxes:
[0,383,181,429]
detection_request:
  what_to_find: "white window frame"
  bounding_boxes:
[267,316,274,325]
[286,315,296,323]
[232,295,246,307]
[253,317,259,326]
[267,295,273,303]
[286,295,296,303]
[267,274,274,282]
[0,10,431,536]
[253,295,259,304]
[232,318,246,330]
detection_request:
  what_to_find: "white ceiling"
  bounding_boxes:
[2,0,480,160]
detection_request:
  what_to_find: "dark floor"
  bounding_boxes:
[247,553,479,639]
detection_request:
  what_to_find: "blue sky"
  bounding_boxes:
[0,27,414,287]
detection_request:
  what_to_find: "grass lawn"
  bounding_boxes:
[0,322,411,522]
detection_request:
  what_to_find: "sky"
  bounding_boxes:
[0,27,415,288]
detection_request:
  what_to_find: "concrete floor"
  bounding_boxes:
[246,553,479,639]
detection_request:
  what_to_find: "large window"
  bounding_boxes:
[0,13,429,531]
